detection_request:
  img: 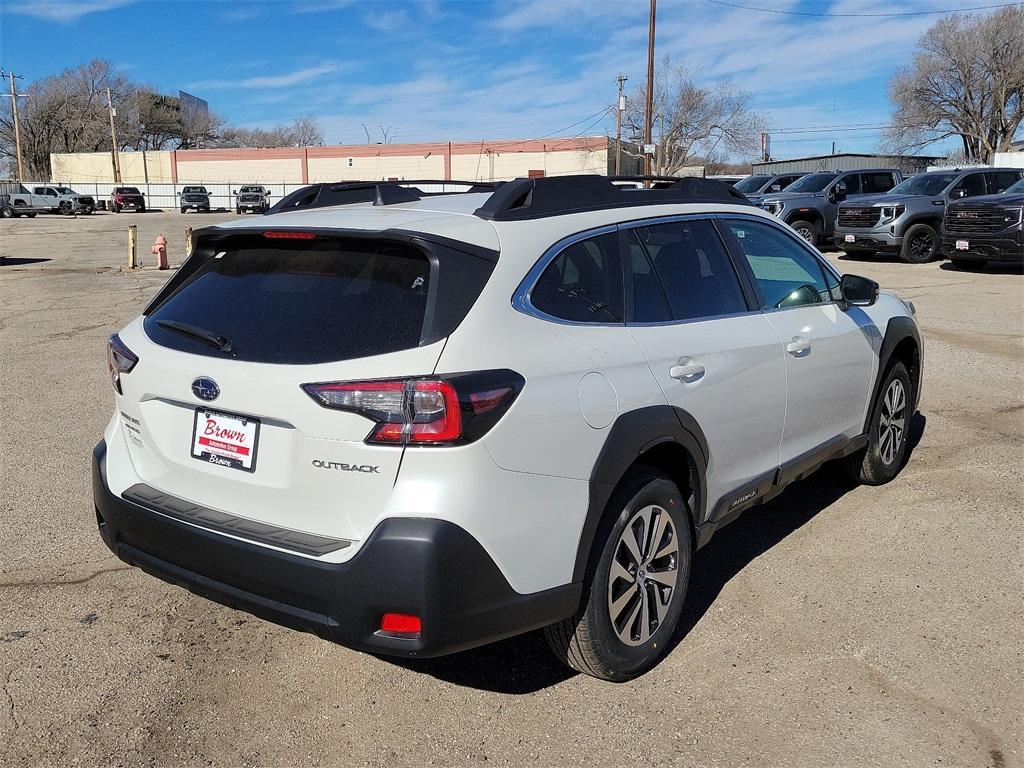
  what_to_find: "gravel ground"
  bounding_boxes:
[1,209,1021,768]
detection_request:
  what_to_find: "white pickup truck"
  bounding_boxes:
[0,184,96,218]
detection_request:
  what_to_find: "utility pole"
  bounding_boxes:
[615,74,627,175]
[1,69,25,182]
[643,0,656,179]
[106,87,122,183]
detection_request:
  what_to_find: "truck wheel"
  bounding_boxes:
[900,223,939,263]
[0,206,14,219]
[25,212,36,218]
[236,207,242,215]
[112,204,120,213]
[59,201,74,216]
[180,206,187,214]
[544,467,692,681]
[137,205,146,213]
[790,219,819,245]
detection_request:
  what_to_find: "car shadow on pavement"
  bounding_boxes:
[939,261,1023,275]
[390,413,926,694]
[0,257,53,266]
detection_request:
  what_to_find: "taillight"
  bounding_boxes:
[301,370,524,445]
[263,230,316,240]
[107,334,138,394]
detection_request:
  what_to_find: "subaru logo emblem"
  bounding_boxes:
[191,377,219,402]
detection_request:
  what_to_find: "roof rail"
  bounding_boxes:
[472,174,751,221]
[265,179,503,215]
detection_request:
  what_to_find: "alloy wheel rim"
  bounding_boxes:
[607,504,679,646]
[879,378,907,466]
[910,231,934,259]
[796,226,814,242]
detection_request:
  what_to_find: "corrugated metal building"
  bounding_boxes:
[752,153,942,175]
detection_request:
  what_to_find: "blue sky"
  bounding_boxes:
[0,0,996,159]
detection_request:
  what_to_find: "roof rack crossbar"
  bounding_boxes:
[472,174,751,221]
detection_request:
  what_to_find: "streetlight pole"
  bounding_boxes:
[643,0,656,179]
[2,70,25,182]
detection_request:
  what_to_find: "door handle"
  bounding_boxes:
[786,336,811,356]
[669,359,705,382]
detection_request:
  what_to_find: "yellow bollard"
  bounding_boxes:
[127,224,138,269]
[184,226,193,259]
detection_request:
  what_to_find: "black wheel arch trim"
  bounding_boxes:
[574,405,709,583]
[867,315,922,432]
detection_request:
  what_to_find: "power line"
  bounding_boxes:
[705,0,1023,17]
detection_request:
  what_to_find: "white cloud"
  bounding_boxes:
[6,0,135,23]
[363,9,410,33]
[188,63,348,91]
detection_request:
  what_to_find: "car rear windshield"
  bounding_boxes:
[145,238,432,364]
[785,173,836,193]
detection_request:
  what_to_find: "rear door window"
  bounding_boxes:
[986,171,1022,194]
[530,232,623,323]
[861,173,897,194]
[629,220,747,321]
[145,237,432,364]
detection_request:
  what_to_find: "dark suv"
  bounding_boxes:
[733,172,804,198]
[179,186,211,214]
[834,168,1023,264]
[941,175,1024,268]
[759,169,902,245]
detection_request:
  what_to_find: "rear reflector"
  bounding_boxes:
[380,613,421,637]
[262,230,316,240]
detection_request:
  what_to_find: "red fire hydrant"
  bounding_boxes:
[151,234,169,270]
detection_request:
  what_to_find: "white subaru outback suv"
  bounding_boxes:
[94,176,922,681]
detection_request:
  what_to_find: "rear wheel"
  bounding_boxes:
[137,205,146,213]
[236,206,242,215]
[59,201,74,216]
[544,467,692,681]
[900,223,939,263]
[0,206,14,219]
[791,219,819,245]
[180,206,187,214]
[841,361,912,485]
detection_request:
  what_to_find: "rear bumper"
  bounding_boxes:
[92,441,580,658]
[940,231,1023,262]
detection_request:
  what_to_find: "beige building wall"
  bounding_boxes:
[308,154,446,182]
[176,157,303,183]
[50,150,173,183]
[450,148,608,180]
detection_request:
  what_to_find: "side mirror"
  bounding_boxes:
[840,273,879,307]
[232,190,237,195]
[950,188,967,199]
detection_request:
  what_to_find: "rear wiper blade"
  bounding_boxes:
[156,320,233,353]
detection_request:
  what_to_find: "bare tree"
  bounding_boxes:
[213,116,323,149]
[886,6,1024,162]
[623,60,764,175]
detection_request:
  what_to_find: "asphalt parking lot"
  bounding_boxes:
[1,209,1021,768]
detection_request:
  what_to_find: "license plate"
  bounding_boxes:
[844,234,856,243]
[191,409,260,472]
[955,240,969,251]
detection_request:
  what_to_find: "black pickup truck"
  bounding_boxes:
[941,176,1024,268]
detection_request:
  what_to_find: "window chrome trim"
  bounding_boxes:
[511,224,624,327]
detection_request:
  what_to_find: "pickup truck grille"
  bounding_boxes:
[837,207,881,228]
[182,195,206,202]
[945,207,1006,234]
[239,195,261,203]
[78,196,95,205]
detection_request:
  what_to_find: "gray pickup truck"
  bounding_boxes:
[0,184,96,217]
[757,168,903,245]
[234,185,270,214]
[834,168,1023,263]
[179,185,211,213]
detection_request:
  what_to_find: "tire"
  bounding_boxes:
[841,361,912,485]
[180,207,187,214]
[790,219,820,245]
[0,206,14,219]
[544,467,693,681]
[950,256,984,270]
[236,207,242,215]
[899,223,939,264]
[112,204,120,213]
[137,205,146,213]
[59,201,74,216]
